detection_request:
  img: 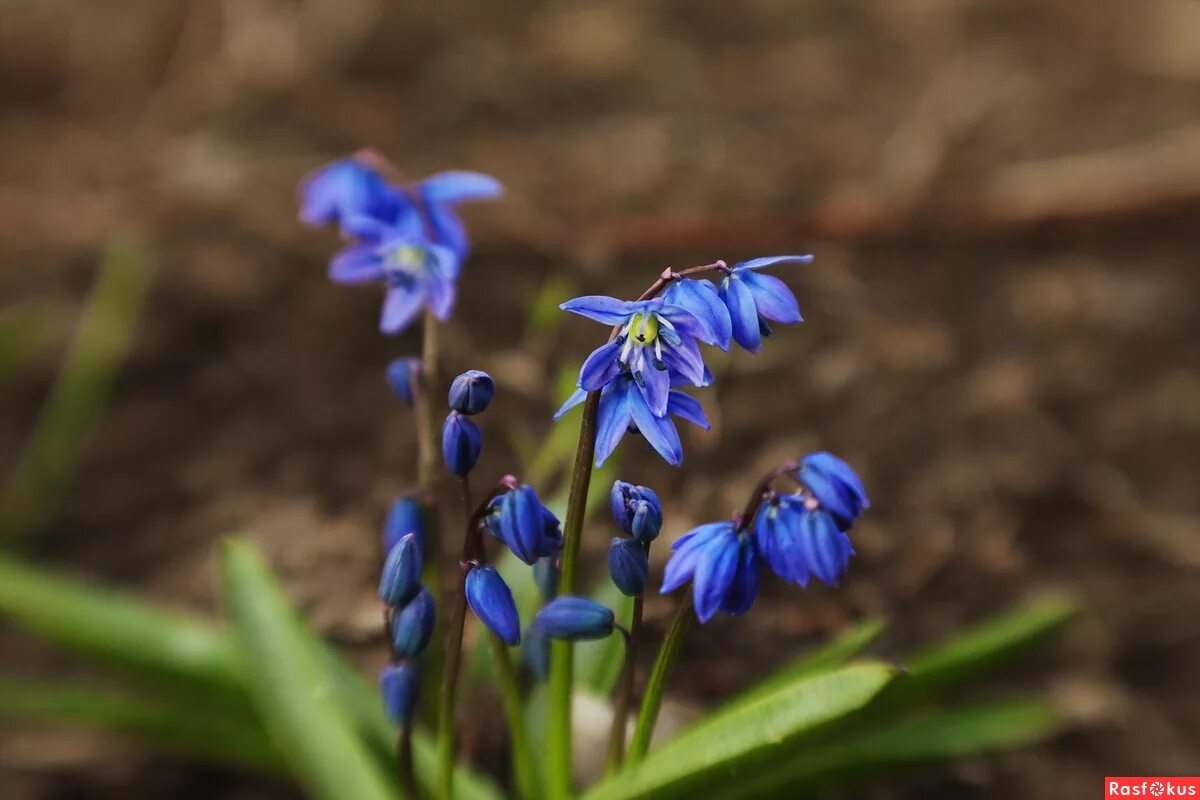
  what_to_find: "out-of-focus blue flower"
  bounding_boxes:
[796,452,869,529]
[608,538,648,596]
[379,534,422,606]
[385,358,421,406]
[465,566,521,645]
[533,556,559,602]
[610,480,663,542]
[662,278,732,351]
[554,371,710,467]
[391,587,436,657]
[522,623,551,681]
[535,596,615,641]
[442,411,482,475]
[380,661,421,724]
[560,296,719,416]
[383,496,424,555]
[409,171,504,256]
[299,159,392,228]
[719,255,812,352]
[660,522,759,622]
[448,369,494,416]
[483,485,562,565]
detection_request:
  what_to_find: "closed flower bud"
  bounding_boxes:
[391,587,436,657]
[441,411,482,475]
[379,662,420,724]
[608,538,648,596]
[379,534,422,606]
[796,452,869,530]
[610,481,663,542]
[535,596,615,641]
[385,358,421,406]
[448,369,494,415]
[489,485,562,565]
[521,624,551,681]
[533,556,559,602]
[383,496,424,555]
[465,566,521,645]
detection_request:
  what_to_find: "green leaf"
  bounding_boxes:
[220,538,398,800]
[0,304,51,385]
[525,276,577,338]
[583,662,896,800]
[0,677,281,772]
[721,700,1062,798]
[1,237,155,544]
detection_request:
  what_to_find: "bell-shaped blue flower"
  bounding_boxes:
[410,171,504,257]
[611,480,663,542]
[379,661,421,724]
[561,296,718,415]
[533,556,559,602]
[448,369,494,415]
[720,255,812,352]
[465,566,521,645]
[385,358,421,406]
[442,411,482,475]
[535,596,615,641]
[521,623,551,681]
[383,496,424,555]
[660,521,759,622]
[796,451,869,529]
[662,277,732,351]
[391,586,436,657]
[798,507,854,586]
[608,538,648,596]
[752,494,811,586]
[299,158,392,229]
[379,533,422,606]
[554,370,710,467]
[485,485,562,565]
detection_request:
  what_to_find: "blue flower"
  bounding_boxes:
[561,296,719,415]
[662,278,732,351]
[380,661,421,725]
[391,586,436,657]
[610,480,663,542]
[660,522,759,622]
[299,158,393,229]
[608,538,648,596]
[719,255,813,352]
[535,596,615,641]
[407,171,504,257]
[796,452,869,529]
[554,371,710,467]
[383,496,424,555]
[483,485,562,566]
[448,369,495,416]
[751,494,812,586]
[465,566,521,645]
[442,411,482,475]
[385,358,421,406]
[379,533,422,606]
[533,556,559,602]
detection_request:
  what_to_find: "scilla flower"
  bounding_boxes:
[379,662,421,724]
[560,296,719,415]
[298,158,393,228]
[402,171,504,257]
[465,565,520,645]
[391,587,437,657]
[609,538,648,596]
[535,596,615,641]
[662,277,732,351]
[719,255,813,352]
[754,496,854,587]
[660,523,759,622]
[483,484,562,565]
[442,411,482,475]
[610,480,663,542]
[383,496,424,554]
[795,451,870,530]
[448,369,495,416]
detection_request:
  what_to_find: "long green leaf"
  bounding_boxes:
[0,304,51,384]
[584,662,896,800]
[221,538,398,800]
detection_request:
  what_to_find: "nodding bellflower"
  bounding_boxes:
[379,662,421,725]
[298,158,393,229]
[796,451,870,530]
[611,480,663,542]
[608,538,649,596]
[465,565,521,645]
[660,522,759,622]
[442,411,482,475]
[379,534,423,606]
[535,596,616,641]
[560,296,719,416]
[448,369,495,416]
[386,358,421,406]
[483,485,562,566]
[719,255,813,352]
[662,278,733,351]
[391,587,437,657]
[383,496,425,555]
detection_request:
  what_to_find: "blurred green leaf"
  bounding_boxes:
[524,276,577,338]
[583,662,896,800]
[220,538,398,800]
[0,304,51,385]
[1,238,155,544]
[0,677,281,772]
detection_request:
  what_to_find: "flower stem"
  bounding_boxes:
[626,592,693,766]
[605,610,640,774]
[397,723,418,798]
[414,310,445,729]
[488,633,540,800]
[546,388,601,799]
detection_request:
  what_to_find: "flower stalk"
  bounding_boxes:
[626,591,693,766]
[605,597,642,773]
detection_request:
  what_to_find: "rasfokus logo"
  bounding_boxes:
[1106,778,1200,798]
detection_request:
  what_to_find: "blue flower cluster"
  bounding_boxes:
[298,156,502,334]
[555,255,812,466]
[607,481,662,596]
[378,515,436,724]
[661,452,869,623]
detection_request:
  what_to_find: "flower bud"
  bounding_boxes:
[441,411,482,475]
[383,496,424,555]
[610,481,663,542]
[465,566,520,645]
[379,661,420,724]
[797,452,869,530]
[608,538,648,596]
[489,485,562,565]
[379,534,422,606]
[533,556,559,602]
[448,369,494,415]
[535,596,615,641]
[391,587,436,657]
[385,358,421,406]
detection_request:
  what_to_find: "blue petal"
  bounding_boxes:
[535,596,615,641]
[579,341,624,391]
[801,510,852,586]
[419,171,504,204]
[660,522,729,593]
[298,159,389,227]
[379,662,421,724]
[502,487,544,565]
[740,270,802,324]
[560,296,640,326]
[328,244,385,285]
[660,337,708,387]
[391,586,436,656]
[630,390,683,466]
[666,391,710,430]
[383,496,424,554]
[753,498,809,585]
[441,412,482,475]
[381,285,426,334]
[734,254,814,271]
[692,530,740,623]
[424,273,457,321]
[379,533,423,606]
[553,387,588,421]
[719,538,759,616]
[662,279,731,350]
[608,538,649,596]
[720,274,762,352]
[385,358,421,407]
[594,382,635,467]
[803,452,870,508]
[422,201,468,255]
[638,363,671,417]
[658,304,719,347]
[799,469,859,529]
[465,566,521,645]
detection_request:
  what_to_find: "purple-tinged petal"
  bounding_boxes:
[553,387,588,421]
[422,201,468,256]
[638,363,671,417]
[419,171,503,205]
[661,522,731,593]
[740,270,802,324]
[560,296,640,326]
[298,158,388,227]
[666,391,710,430]
[734,254,814,272]
[424,273,457,321]
[803,452,870,509]
[801,510,852,586]
[659,337,708,387]
[630,392,682,466]
[579,341,624,391]
[662,279,732,350]
[328,244,386,285]
[594,383,635,467]
[692,531,739,623]
[381,285,425,334]
[720,273,762,352]
[720,538,759,616]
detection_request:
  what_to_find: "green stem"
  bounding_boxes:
[546,389,601,799]
[605,618,638,774]
[414,309,445,729]
[436,562,469,799]
[626,592,693,766]
[488,634,539,800]
[397,724,418,798]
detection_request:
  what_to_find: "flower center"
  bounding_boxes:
[384,244,428,278]
[626,312,660,345]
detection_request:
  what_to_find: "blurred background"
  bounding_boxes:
[1,1,1198,798]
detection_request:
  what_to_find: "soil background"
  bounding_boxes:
[1,1,1198,798]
